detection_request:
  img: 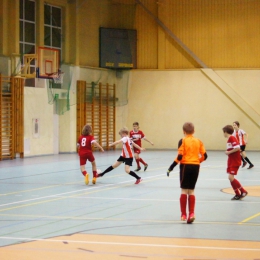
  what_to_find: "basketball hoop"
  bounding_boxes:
[46,71,65,84]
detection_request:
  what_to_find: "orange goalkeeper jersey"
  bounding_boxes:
[175,135,206,165]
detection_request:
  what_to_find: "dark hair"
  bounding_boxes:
[82,124,92,136]
[222,125,234,134]
[119,127,129,135]
[183,122,194,134]
[233,121,240,127]
[133,122,139,126]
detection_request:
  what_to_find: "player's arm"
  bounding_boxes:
[199,142,208,162]
[132,142,145,151]
[225,146,240,155]
[109,139,123,147]
[143,137,154,145]
[92,141,104,152]
[167,138,183,176]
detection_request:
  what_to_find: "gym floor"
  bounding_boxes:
[0,150,259,260]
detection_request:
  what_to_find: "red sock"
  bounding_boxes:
[82,170,87,176]
[188,195,195,215]
[136,159,141,168]
[180,194,187,216]
[230,179,241,195]
[139,158,147,165]
[232,178,246,194]
[93,170,97,178]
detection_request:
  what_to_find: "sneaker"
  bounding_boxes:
[240,192,248,200]
[92,177,96,184]
[135,178,142,184]
[96,173,103,178]
[242,161,247,168]
[85,174,89,185]
[181,214,187,221]
[247,164,254,169]
[135,167,141,171]
[144,164,148,171]
[187,213,195,224]
[231,195,241,200]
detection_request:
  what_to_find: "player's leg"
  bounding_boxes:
[180,189,188,221]
[80,157,89,185]
[134,151,141,171]
[91,160,97,184]
[125,158,142,184]
[228,168,246,200]
[241,149,254,169]
[240,146,247,167]
[98,158,122,178]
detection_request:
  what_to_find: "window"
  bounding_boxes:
[19,0,36,87]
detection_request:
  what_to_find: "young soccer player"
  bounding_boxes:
[130,122,154,171]
[97,127,144,184]
[77,124,104,185]
[166,122,207,224]
[232,121,254,169]
[223,125,248,200]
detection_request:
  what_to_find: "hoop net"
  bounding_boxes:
[52,72,65,84]
[46,71,65,84]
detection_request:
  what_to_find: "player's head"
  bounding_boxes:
[133,122,139,130]
[233,121,240,129]
[222,125,234,136]
[82,124,92,136]
[183,122,194,134]
[119,127,129,136]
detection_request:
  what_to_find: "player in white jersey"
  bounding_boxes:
[232,121,254,169]
[97,127,145,184]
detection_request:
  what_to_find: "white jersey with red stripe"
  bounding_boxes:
[232,129,246,146]
[121,136,133,158]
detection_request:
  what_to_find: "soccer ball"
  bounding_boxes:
[97,169,102,174]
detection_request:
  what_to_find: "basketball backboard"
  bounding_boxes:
[37,47,60,78]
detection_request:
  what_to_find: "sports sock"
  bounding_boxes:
[241,156,246,163]
[244,157,253,165]
[100,165,114,176]
[82,170,87,176]
[139,158,147,165]
[136,158,141,168]
[93,170,97,178]
[188,195,195,215]
[129,171,141,179]
[180,194,187,216]
[230,179,241,195]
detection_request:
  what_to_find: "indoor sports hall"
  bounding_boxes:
[1,0,260,259]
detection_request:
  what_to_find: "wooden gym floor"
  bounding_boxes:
[0,150,259,260]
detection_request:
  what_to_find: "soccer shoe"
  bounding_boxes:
[135,178,142,184]
[144,164,148,171]
[181,214,187,221]
[85,174,89,185]
[187,213,195,224]
[247,164,254,169]
[240,192,248,200]
[92,177,96,184]
[135,167,141,171]
[167,170,171,177]
[231,195,241,200]
[242,161,247,168]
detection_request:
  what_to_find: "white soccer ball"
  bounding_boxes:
[97,169,102,174]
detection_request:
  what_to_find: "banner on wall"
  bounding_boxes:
[32,118,40,138]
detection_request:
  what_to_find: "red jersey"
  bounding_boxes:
[129,130,145,147]
[226,135,241,168]
[77,135,96,156]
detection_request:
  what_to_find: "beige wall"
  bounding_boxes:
[23,68,260,156]
[126,69,260,150]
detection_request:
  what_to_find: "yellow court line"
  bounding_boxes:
[239,212,260,224]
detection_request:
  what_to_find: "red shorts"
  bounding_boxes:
[79,152,95,166]
[227,166,239,175]
[133,147,141,154]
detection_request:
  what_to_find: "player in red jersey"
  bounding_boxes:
[97,127,144,184]
[232,121,254,169]
[223,125,248,200]
[77,124,104,185]
[130,122,154,171]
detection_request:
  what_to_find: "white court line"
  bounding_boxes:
[0,173,170,208]
[0,236,260,251]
